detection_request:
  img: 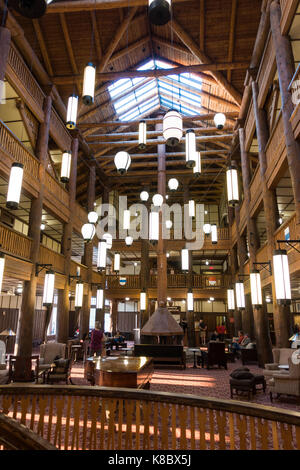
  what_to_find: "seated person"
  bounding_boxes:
[210,330,219,341]
[111,331,125,348]
[231,330,245,354]
[216,323,226,341]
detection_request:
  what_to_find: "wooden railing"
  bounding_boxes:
[266,112,286,186]
[0,385,299,450]
[39,245,65,274]
[106,274,231,290]
[257,33,276,107]
[0,223,32,260]
[107,275,141,289]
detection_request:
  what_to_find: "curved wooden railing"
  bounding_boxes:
[0,384,299,450]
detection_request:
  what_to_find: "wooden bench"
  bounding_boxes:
[134,344,186,369]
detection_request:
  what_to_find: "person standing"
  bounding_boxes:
[199,319,207,345]
[90,321,105,357]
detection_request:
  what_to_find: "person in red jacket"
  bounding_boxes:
[90,322,104,356]
[216,323,227,341]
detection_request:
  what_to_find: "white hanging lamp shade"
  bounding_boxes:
[42,269,55,306]
[211,224,218,244]
[6,162,24,210]
[250,269,262,307]
[185,129,196,168]
[193,152,201,177]
[114,151,131,175]
[75,281,84,308]
[66,94,78,129]
[203,223,211,235]
[189,200,195,218]
[148,0,171,26]
[81,223,95,242]
[273,249,292,305]
[96,286,104,309]
[125,235,133,246]
[149,211,159,242]
[60,151,72,183]
[152,193,163,207]
[140,190,149,201]
[168,178,179,191]
[0,79,5,104]
[187,290,194,311]
[235,282,245,310]
[138,120,147,149]
[88,211,98,224]
[163,109,183,147]
[97,240,107,272]
[123,209,131,230]
[103,232,113,249]
[165,220,172,229]
[214,113,226,130]
[181,248,189,272]
[226,166,239,206]
[227,289,235,311]
[114,253,120,272]
[140,290,147,311]
[82,62,96,106]
[0,253,5,294]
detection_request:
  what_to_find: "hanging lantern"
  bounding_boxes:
[203,223,211,235]
[0,253,5,294]
[168,178,179,191]
[138,120,147,149]
[181,248,189,272]
[149,211,159,242]
[226,166,239,206]
[96,286,104,309]
[185,129,196,168]
[152,194,163,207]
[88,211,98,224]
[82,62,96,106]
[6,162,24,210]
[9,0,50,19]
[123,209,131,230]
[165,220,172,229]
[125,235,133,246]
[273,249,291,305]
[235,282,245,310]
[103,233,113,249]
[75,281,84,308]
[66,94,78,129]
[193,152,201,176]
[211,224,218,244]
[97,240,107,272]
[60,151,72,183]
[114,151,131,175]
[250,269,262,307]
[114,253,120,272]
[227,289,235,311]
[214,113,226,130]
[189,200,195,218]
[163,109,183,146]
[187,290,194,311]
[140,190,149,202]
[140,290,147,311]
[42,269,55,306]
[148,0,171,25]
[81,223,95,242]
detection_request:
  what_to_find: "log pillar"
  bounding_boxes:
[140,238,150,328]
[56,136,79,344]
[96,188,109,328]
[0,26,11,87]
[156,120,167,304]
[184,184,195,347]
[111,299,118,336]
[16,95,52,377]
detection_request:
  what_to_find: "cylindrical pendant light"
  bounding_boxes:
[97,240,107,272]
[138,120,147,149]
[193,152,201,176]
[152,194,163,207]
[81,223,95,242]
[66,94,78,129]
[250,269,262,307]
[42,269,55,306]
[187,290,194,311]
[185,129,196,168]
[140,190,149,201]
[189,200,195,218]
[235,281,245,310]
[75,281,84,308]
[125,235,133,246]
[114,253,120,272]
[96,286,104,309]
[165,220,172,229]
[149,211,159,242]
[273,249,291,305]
[226,166,239,206]
[181,248,189,272]
[140,290,147,311]
[168,178,179,191]
[214,113,226,130]
[60,151,72,183]
[114,151,131,174]
[88,211,98,224]
[6,162,24,210]
[148,0,171,25]
[0,253,5,294]
[163,109,183,146]
[123,209,131,230]
[203,223,211,235]
[82,62,96,105]
[227,289,235,311]
[211,224,218,244]
[103,233,113,249]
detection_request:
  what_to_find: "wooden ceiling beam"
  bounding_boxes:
[227,0,238,82]
[88,134,233,147]
[47,0,193,13]
[95,149,228,160]
[199,0,205,51]
[32,19,54,77]
[90,11,102,61]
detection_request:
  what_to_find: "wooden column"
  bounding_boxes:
[156,120,167,304]
[184,184,195,347]
[270,0,300,231]
[16,95,52,371]
[56,136,79,344]
[140,238,150,328]
[0,26,11,84]
[96,187,109,329]
[111,299,118,336]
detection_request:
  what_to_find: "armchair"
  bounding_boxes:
[263,348,293,377]
[45,358,73,385]
[38,342,66,373]
[269,357,300,402]
[201,341,227,370]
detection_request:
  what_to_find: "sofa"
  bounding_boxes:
[262,348,294,377]
[134,344,186,369]
[268,356,300,402]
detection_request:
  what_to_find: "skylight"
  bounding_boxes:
[108,59,202,121]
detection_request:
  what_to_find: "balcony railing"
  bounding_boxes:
[106,274,231,290]
[0,223,32,260]
[0,385,299,450]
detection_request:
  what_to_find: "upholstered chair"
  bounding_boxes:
[262,348,293,377]
[268,356,300,402]
[38,342,66,372]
